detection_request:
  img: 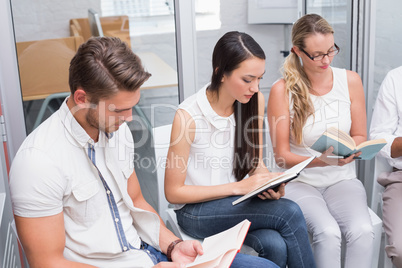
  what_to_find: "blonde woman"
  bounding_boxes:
[267,14,374,268]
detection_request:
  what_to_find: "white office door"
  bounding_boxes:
[0,103,25,268]
[0,0,28,265]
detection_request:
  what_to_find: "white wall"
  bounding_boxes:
[195,0,286,95]
[11,0,100,42]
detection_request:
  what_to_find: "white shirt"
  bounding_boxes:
[174,84,237,209]
[9,99,160,267]
[289,67,356,187]
[370,66,402,169]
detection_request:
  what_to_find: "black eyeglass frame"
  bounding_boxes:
[300,44,340,61]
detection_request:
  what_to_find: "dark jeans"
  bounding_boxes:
[143,242,278,267]
[175,196,316,268]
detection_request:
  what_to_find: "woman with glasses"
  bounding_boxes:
[267,14,374,268]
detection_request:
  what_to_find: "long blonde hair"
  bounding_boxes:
[283,14,334,144]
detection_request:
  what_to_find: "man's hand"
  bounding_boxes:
[171,240,203,264]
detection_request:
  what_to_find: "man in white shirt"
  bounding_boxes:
[9,37,204,268]
[370,66,402,268]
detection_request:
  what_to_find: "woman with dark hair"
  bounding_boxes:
[164,31,315,268]
[268,14,374,267]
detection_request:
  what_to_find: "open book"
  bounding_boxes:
[232,156,315,206]
[186,219,251,268]
[310,127,386,160]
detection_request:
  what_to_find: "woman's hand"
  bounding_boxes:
[318,146,362,166]
[257,183,286,200]
[236,172,284,199]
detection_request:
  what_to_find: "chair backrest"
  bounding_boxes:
[371,155,393,215]
[70,23,81,38]
[264,117,281,172]
[16,36,84,101]
[69,15,131,47]
[153,124,173,223]
[70,18,92,41]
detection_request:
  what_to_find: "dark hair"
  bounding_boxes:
[69,37,151,103]
[209,31,266,181]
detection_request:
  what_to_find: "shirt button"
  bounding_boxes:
[123,246,127,251]
[106,190,111,195]
[115,218,119,222]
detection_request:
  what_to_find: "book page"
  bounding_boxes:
[186,220,251,268]
[217,249,238,268]
[246,173,287,193]
[232,173,297,205]
[242,155,315,196]
[326,127,356,149]
[232,156,316,205]
[187,250,237,268]
[356,138,387,150]
[311,134,355,156]
[354,141,387,160]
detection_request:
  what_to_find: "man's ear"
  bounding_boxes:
[73,88,88,107]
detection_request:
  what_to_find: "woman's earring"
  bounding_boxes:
[298,56,303,66]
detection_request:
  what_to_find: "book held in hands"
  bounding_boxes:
[310,127,386,160]
[232,156,316,206]
[186,219,251,268]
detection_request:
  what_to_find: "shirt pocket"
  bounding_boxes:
[116,156,133,181]
[121,166,132,180]
[67,180,106,226]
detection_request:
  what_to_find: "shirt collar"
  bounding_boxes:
[196,84,236,131]
[58,97,113,148]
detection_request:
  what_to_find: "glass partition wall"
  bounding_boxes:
[371,0,402,106]
[306,0,353,70]
[11,0,180,134]
[10,0,180,210]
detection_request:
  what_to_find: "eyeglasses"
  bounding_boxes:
[300,44,340,61]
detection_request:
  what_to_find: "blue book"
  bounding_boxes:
[310,127,386,160]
